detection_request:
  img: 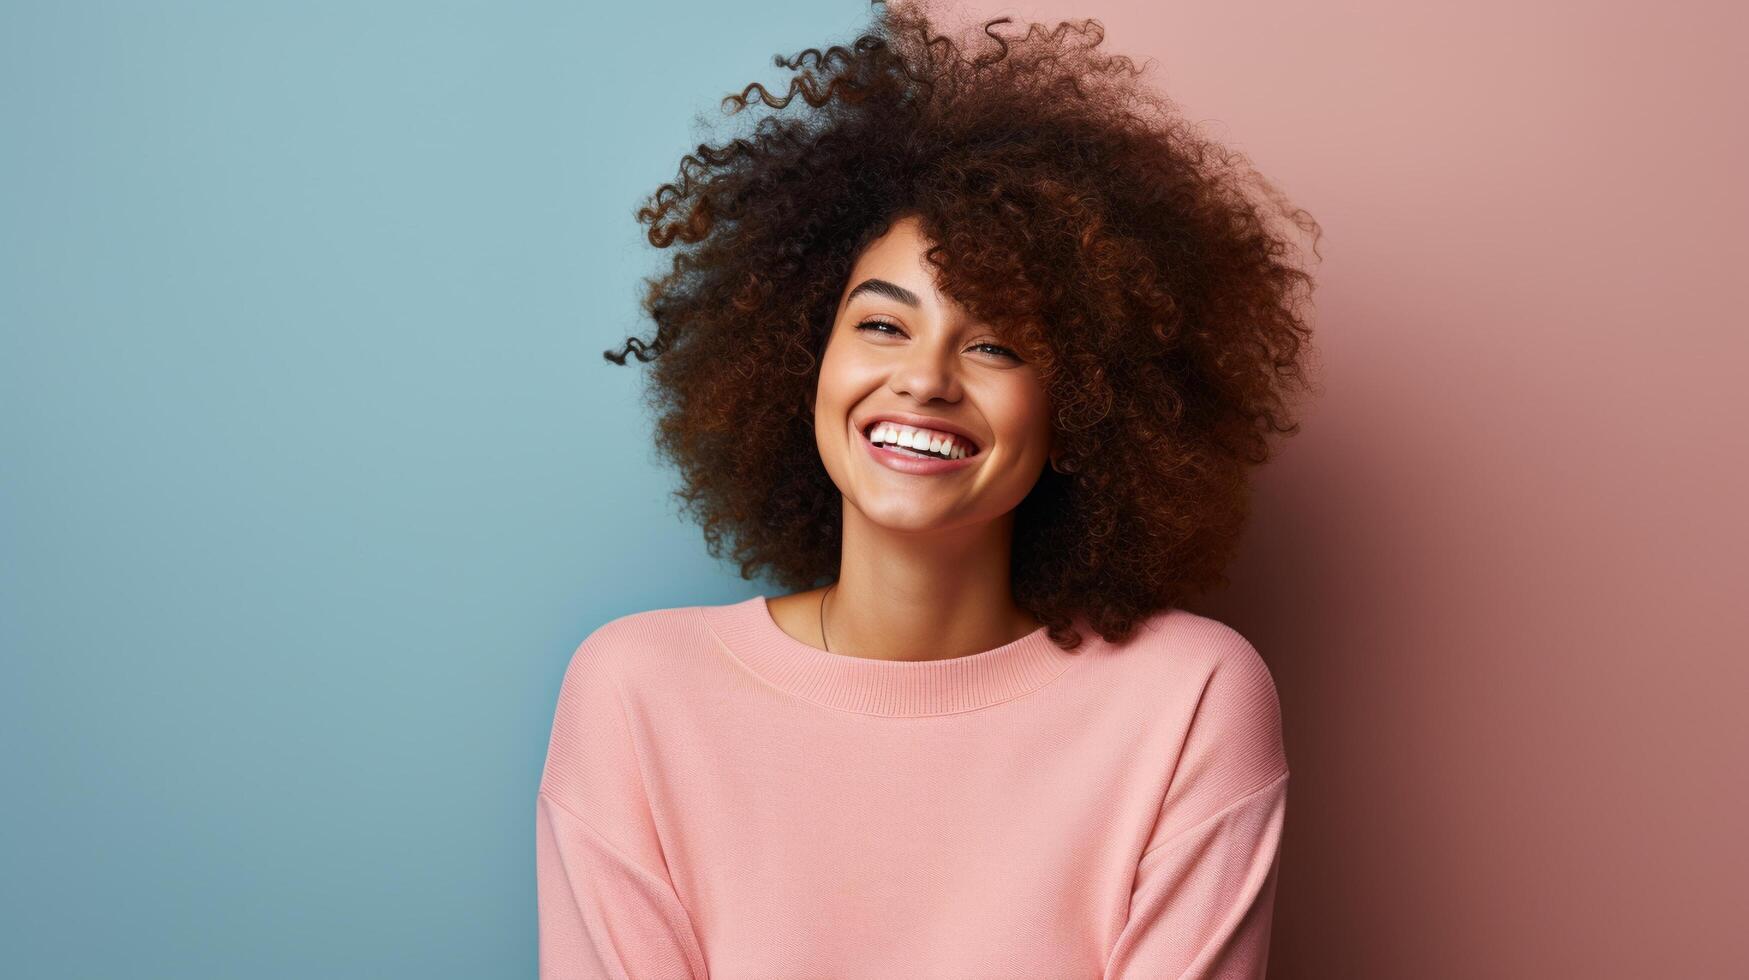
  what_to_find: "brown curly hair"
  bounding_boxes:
[605,0,1322,650]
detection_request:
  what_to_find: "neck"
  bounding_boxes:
[823,503,1041,662]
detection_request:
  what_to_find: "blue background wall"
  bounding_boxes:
[1,2,876,975]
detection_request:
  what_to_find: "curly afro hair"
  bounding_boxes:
[606,0,1323,650]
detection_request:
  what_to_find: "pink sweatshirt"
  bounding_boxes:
[536,595,1289,979]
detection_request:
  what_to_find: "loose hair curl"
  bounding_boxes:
[606,1,1322,649]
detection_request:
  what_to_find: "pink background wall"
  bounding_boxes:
[937,1,1748,974]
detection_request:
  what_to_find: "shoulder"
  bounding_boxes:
[1126,608,1281,709]
[1179,611,1280,719]
[539,606,706,831]
[571,603,700,657]
[554,603,707,696]
[1133,610,1289,842]
[543,604,708,768]
[1133,608,1287,775]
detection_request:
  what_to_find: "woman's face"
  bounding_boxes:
[813,214,1055,533]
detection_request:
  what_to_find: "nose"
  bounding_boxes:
[887,337,963,404]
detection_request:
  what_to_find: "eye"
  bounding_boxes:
[855,320,1024,362]
[972,342,1022,361]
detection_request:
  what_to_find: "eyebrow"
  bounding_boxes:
[843,277,921,308]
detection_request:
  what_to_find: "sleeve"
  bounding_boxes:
[1103,633,1291,980]
[535,626,709,980]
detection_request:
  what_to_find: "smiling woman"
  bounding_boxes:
[538,1,1321,977]
[806,214,1060,595]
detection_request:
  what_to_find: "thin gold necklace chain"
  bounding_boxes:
[819,583,834,652]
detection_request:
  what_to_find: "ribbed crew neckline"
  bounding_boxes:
[697,595,1084,717]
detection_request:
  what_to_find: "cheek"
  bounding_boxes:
[816,336,852,393]
[812,367,850,424]
[812,360,861,445]
[987,390,1052,457]
[815,345,880,417]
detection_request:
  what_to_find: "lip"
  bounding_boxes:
[856,419,980,476]
[854,410,984,454]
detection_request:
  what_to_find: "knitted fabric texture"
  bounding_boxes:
[536,595,1289,979]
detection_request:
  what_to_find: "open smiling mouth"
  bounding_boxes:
[861,422,981,461]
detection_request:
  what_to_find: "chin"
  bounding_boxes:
[851,497,962,531]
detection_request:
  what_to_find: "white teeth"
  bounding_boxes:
[866,421,974,460]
